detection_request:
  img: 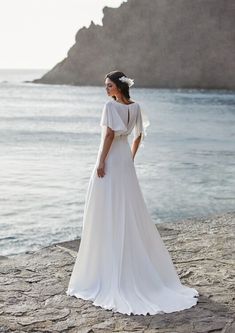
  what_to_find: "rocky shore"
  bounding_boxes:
[0,211,234,333]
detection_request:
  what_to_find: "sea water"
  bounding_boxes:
[0,69,234,256]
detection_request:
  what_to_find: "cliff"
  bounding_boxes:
[33,0,235,90]
[1,212,234,332]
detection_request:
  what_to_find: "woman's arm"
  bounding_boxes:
[97,127,115,177]
[131,134,142,161]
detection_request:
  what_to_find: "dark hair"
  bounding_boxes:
[104,70,131,100]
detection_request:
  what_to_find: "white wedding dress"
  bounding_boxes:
[66,99,199,315]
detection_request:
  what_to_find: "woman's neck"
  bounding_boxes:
[115,97,133,105]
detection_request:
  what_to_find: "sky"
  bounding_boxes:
[0,0,127,69]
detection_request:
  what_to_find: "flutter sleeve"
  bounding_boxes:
[100,101,127,133]
[133,104,150,148]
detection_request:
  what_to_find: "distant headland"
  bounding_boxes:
[33,0,235,90]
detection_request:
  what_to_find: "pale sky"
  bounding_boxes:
[0,0,127,69]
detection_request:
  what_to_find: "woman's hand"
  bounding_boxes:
[131,134,142,161]
[97,160,105,178]
[97,127,114,178]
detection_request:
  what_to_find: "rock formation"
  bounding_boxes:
[33,0,235,90]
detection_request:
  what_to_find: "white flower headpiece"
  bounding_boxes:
[119,76,134,87]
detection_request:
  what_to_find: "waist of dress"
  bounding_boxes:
[114,134,128,140]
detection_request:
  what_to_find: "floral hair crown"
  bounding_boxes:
[119,76,134,87]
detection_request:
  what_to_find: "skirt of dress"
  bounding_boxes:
[66,135,199,315]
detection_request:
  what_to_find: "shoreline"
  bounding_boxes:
[0,211,234,332]
[3,209,235,261]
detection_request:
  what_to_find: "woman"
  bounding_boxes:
[66,70,199,315]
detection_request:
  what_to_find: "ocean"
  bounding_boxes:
[0,69,234,257]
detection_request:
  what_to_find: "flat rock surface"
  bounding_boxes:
[0,211,234,332]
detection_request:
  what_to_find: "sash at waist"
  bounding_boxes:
[114,134,128,140]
